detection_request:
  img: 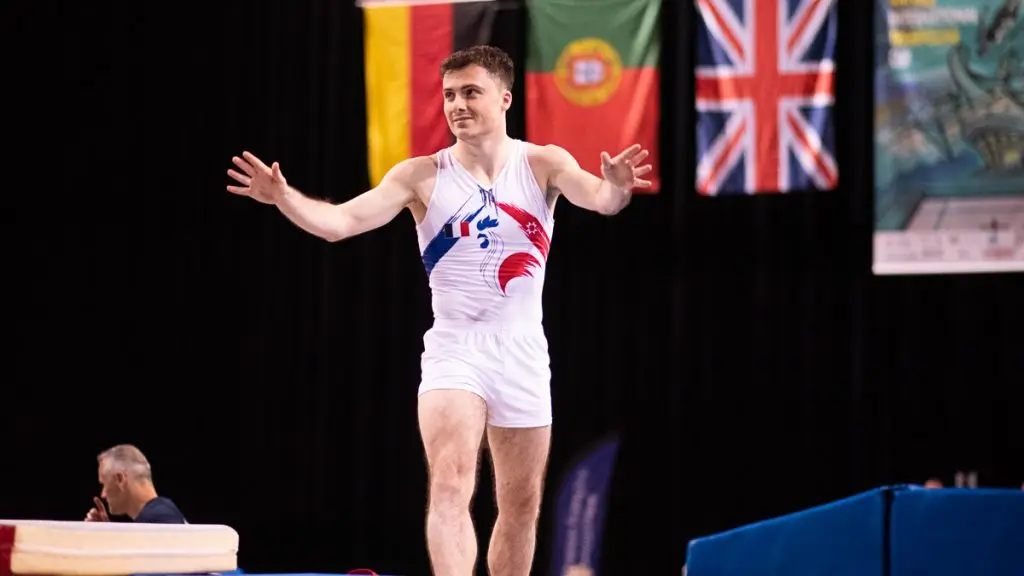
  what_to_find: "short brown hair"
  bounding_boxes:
[440,45,514,90]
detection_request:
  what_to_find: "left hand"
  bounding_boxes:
[600,144,653,190]
[85,496,109,522]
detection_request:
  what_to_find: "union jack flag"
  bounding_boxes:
[695,0,838,195]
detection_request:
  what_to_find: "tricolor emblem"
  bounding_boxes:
[443,221,472,239]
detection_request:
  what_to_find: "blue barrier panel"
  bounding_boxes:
[889,488,1024,576]
[685,486,905,576]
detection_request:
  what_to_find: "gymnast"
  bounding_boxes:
[226,45,652,575]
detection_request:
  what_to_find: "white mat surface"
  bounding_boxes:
[0,519,238,575]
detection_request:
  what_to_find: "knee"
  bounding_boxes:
[428,463,476,512]
[498,485,542,522]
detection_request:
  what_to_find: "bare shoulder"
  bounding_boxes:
[383,155,438,186]
[525,143,580,191]
[525,142,578,170]
[381,155,439,205]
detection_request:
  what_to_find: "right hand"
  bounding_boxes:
[227,151,289,205]
[600,143,653,191]
[85,497,109,522]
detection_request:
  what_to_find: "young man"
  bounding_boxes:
[227,45,652,576]
[85,444,187,524]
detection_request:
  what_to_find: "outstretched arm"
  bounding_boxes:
[228,151,423,242]
[540,144,652,216]
[276,160,421,242]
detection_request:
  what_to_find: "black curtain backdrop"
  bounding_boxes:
[5,1,1023,575]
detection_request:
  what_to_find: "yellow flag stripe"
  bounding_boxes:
[363,5,410,187]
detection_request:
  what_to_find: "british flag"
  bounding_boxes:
[695,0,838,195]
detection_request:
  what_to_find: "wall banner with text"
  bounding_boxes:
[873,0,1024,274]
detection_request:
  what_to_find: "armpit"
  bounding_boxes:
[544,181,561,206]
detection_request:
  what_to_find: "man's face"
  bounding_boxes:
[442,64,510,140]
[98,462,128,515]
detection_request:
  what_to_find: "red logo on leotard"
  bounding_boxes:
[495,202,551,295]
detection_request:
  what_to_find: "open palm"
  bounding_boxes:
[600,144,653,190]
[226,151,288,205]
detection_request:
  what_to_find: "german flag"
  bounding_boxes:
[361,0,499,187]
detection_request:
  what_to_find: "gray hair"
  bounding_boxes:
[97,444,153,483]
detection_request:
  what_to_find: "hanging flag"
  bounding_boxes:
[525,0,662,194]
[694,0,839,195]
[361,0,499,187]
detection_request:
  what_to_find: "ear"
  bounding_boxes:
[502,89,512,112]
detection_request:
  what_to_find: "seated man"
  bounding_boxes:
[85,444,187,524]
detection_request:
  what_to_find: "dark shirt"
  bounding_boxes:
[135,496,187,524]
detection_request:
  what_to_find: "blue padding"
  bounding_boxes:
[890,488,1024,576]
[686,486,904,576]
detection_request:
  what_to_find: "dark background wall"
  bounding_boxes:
[4,1,1022,575]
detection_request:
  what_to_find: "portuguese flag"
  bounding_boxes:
[361,0,500,187]
[526,0,661,193]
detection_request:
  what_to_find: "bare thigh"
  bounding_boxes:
[487,425,552,514]
[419,390,489,491]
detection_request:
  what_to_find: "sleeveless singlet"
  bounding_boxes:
[415,139,554,327]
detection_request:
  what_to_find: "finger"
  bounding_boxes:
[633,164,653,176]
[633,178,652,188]
[600,151,613,166]
[630,149,650,164]
[271,161,285,182]
[227,185,250,195]
[613,144,642,163]
[242,151,269,172]
[227,169,251,186]
[93,497,105,510]
[232,156,256,177]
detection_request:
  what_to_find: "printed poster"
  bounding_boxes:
[873,0,1024,274]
